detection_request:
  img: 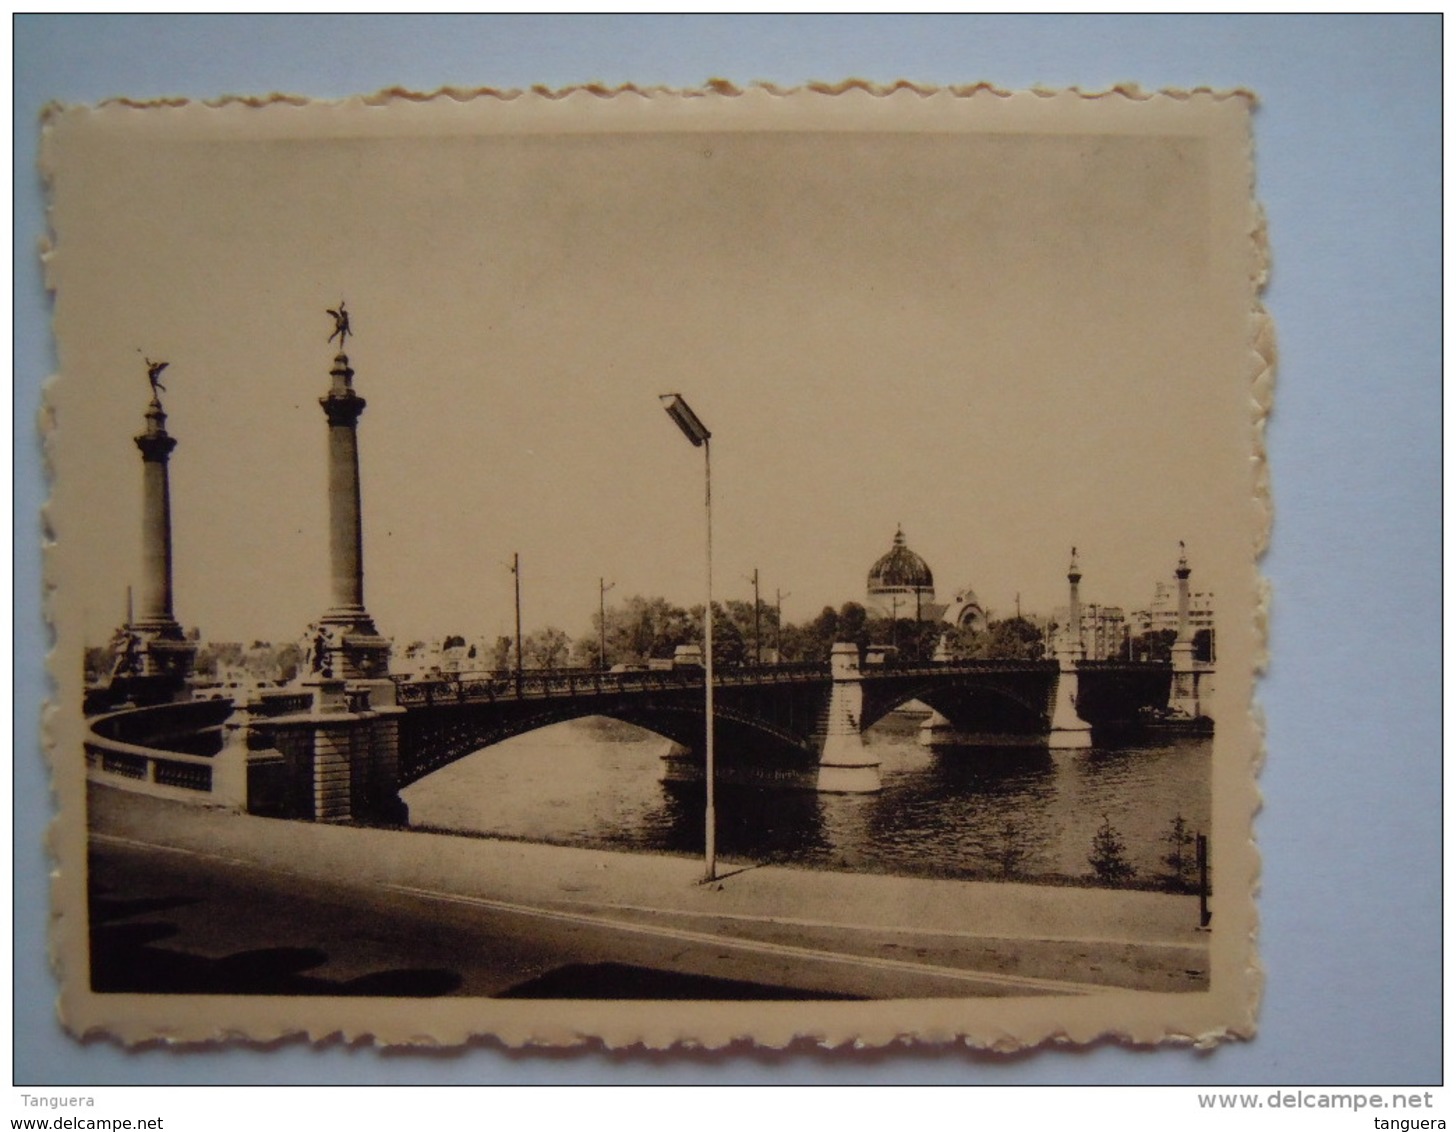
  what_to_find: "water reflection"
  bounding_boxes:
[402,715,1210,885]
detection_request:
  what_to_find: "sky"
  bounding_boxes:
[46,90,1256,649]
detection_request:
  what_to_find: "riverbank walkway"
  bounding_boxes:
[88,785,1210,997]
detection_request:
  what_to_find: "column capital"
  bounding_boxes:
[134,430,177,462]
[135,399,176,461]
[320,353,366,426]
[320,389,366,427]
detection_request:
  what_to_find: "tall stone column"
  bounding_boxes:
[1168,542,1202,719]
[1174,541,1192,643]
[323,354,367,619]
[135,398,177,629]
[311,350,390,681]
[119,389,195,683]
[1048,547,1092,749]
[1065,546,1083,655]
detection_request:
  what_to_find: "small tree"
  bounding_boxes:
[1162,813,1195,890]
[523,626,571,671]
[274,641,303,683]
[489,635,514,672]
[1088,815,1136,884]
[84,645,114,684]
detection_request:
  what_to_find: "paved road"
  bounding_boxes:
[90,834,1176,1000]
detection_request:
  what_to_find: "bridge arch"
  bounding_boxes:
[858,668,1056,737]
[395,691,824,788]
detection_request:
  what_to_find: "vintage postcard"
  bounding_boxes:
[43,84,1267,1049]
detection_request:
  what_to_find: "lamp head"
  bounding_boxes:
[660,393,711,447]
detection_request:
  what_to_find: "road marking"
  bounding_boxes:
[92,832,1196,981]
[542,894,1204,951]
[93,832,255,868]
[382,882,1111,995]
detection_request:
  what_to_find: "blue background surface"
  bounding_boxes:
[13,14,1441,1085]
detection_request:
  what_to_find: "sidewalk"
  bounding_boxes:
[90,785,1208,951]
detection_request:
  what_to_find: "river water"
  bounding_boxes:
[402,713,1211,886]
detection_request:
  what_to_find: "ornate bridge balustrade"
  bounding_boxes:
[391,662,826,708]
[85,698,238,803]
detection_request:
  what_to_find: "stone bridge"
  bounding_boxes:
[391,650,1173,795]
[89,324,1212,826]
[86,648,1192,822]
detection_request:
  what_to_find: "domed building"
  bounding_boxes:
[866,526,937,620]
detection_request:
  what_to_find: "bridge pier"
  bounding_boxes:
[242,329,406,821]
[815,642,880,793]
[1046,659,1093,749]
[1047,548,1093,749]
[246,680,406,823]
[1167,644,1214,722]
[918,709,957,747]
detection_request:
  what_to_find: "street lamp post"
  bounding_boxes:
[659,394,717,882]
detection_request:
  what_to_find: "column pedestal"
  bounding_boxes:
[1168,640,1203,719]
[308,617,391,681]
[246,680,405,823]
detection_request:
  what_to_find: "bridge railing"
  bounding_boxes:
[385,656,1175,707]
[384,656,1172,708]
[88,697,235,747]
[85,699,235,797]
[1073,659,1175,672]
[250,690,316,718]
[858,658,1063,683]
[389,662,828,707]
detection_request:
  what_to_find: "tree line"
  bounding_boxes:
[415,595,1055,674]
[85,596,1212,685]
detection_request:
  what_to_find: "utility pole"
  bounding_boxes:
[776,589,790,661]
[598,577,615,671]
[512,552,523,696]
[749,568,761,667]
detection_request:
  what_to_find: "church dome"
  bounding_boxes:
[868,527,934,596]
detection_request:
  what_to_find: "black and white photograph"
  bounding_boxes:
[46,85,1262,1048]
